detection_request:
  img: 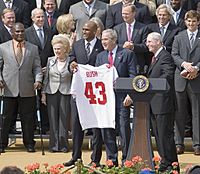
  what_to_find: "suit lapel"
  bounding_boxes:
[31,26,43,49]
[122,23,128,41]
[132,22,141,41]
[0,0,6,10]
[148,50,163,74]
[80,2,89,16]
[7,41,20,66]
[190,30,200,53]
[114,47,123,68]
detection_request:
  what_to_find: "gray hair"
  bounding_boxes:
[147,32,162,42]
[156,4,173,17]
[102,29,118,41]
[31,8,44,18]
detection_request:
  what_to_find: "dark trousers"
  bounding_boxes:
[174,85,200,147]
[151,112,178,167]
[70,98,102,162]
[0,96,36,149]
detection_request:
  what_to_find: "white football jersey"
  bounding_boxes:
[70,64,119,130]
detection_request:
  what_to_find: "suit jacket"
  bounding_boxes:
[147,23,181,53]
[69,38,104,66]
[44,11,60,35]
[0,40,43,97]
[43,57,72,95]
[172,29,200,93]
[0,25,12,44]
[170,8,187,31]
[25,25,53,67]
[114,21,150,68]
[106,1,152,29]
[0,0,31,28]
[58,0,81,14]
[69,1,108,40]
[95,46,137,107]
[148,48,175,114]
[95,46,137,78]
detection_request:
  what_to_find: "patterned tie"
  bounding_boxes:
[108,51,113,66]
[38,28,44,48]
[16,42,23,65]
[127,24,132,41]
[6,0,11,8]
[190,33,195,48]
[86,42,90,57]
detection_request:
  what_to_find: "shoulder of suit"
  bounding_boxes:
[114,23,124,30]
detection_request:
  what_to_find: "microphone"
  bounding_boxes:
[143,65,148,75]
[136,65,140,75]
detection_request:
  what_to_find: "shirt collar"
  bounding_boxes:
[85,37,97,46]
[126,20,135,28]
[4,24,12,34]
[159,22,170,29]
[154,46,164,58]
[33,24,43,31]
[83,0,96,9]
[13,39,25,48]
[187,29,198,38]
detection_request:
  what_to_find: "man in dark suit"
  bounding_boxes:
[146,32,178,172]
[114,3,150,71]
[0,22,43,153]
[147,4,180,53]
[95,29,137,165]
[25,8,53,134]
[169,0,187,30]
[0,8,14,44]
[106,0,152,29]
[172,10,200,156]
[43,0,60,35]
[69,0,108,40]
[63,21,104,167]
[0,0,31,28]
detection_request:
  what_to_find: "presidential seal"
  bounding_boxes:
[132,75,149,92]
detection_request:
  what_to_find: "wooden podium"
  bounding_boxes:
[114,77,169,169]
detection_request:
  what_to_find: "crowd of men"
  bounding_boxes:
[0,0,200,173]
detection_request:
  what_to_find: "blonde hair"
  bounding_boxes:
[56,14,74,34]
[1,8,15,19]
[51,34,71,54]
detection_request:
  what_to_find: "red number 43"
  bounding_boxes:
[84,82,107,105]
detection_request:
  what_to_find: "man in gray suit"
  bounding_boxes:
[0,23,43,153]
[69,0,108,40]
[172,10,200,155]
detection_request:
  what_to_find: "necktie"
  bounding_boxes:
[127,24,132,41]
[48,15,53,27]
[87,5,91,16]
[86,42,90,57]
[16,42,23,65]
[108,51,113,66]
[6,0,11,8]
[38,28,44,48]
[190,33,195,48]
[160,26,165,39]
[151,56,156,64]
[175,12,179,24]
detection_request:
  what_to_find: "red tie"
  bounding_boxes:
[151,56,156,64]
[108,51,113,66]
[48,15,53,27]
